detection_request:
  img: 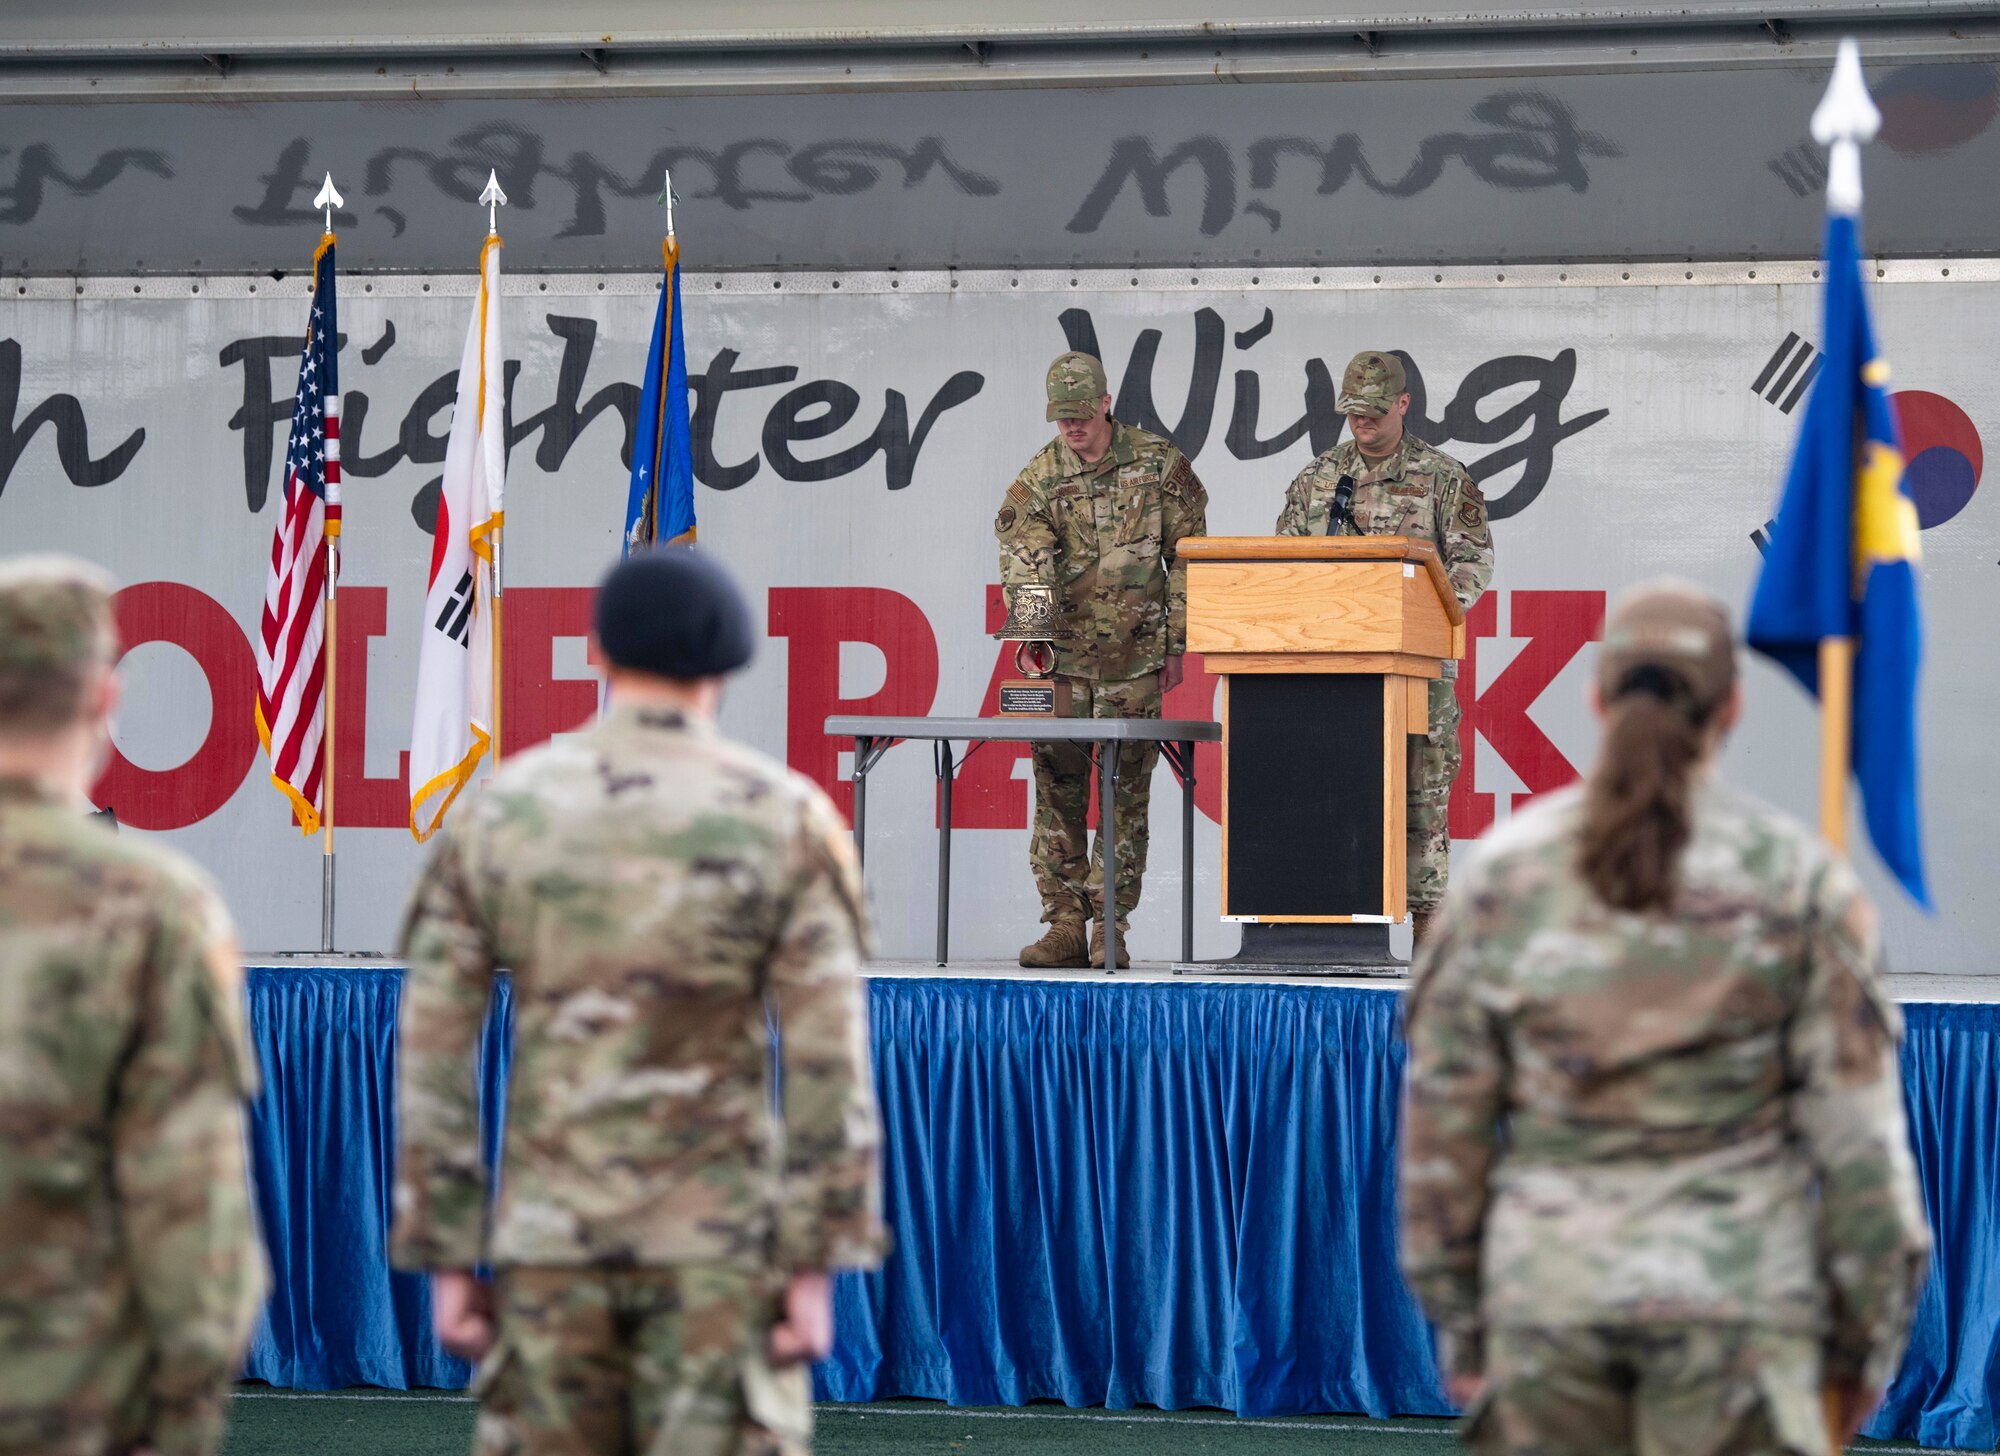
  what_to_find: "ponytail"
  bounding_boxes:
[1578,667,1711,912]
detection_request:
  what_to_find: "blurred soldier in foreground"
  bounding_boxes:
[996,351,1208,968]
[1401,583,1929,1455]
[392,549,886,1456]
[1273,351,1492,948]
[0,555,265,1456]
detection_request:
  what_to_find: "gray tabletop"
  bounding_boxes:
[826,715,1219,742]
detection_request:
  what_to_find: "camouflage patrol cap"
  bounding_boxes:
[0,554,117,678]
[1045,351,1109,422]
[1337,351,1408,417]
[1598,580,1736,713]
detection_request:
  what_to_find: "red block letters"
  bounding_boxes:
[1450,589,1606,839]
[767,587,939,820]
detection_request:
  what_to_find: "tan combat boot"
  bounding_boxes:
[1019,919,1089,969]
[1089,918,1132,970]
[1409,908,1436,957]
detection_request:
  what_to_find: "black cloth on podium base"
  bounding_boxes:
[1178,921,1404,977]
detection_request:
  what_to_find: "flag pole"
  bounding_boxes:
[479,171,507,770]
[1809,39,1880,1450]
[314,172,343,954]
[491,529,503,771]
[323,558,338,950]
[1808,38,1878,866]
[1819,638,1853,852]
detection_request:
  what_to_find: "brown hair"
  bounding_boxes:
[1578,585,1736,912]
[0,555,117,735]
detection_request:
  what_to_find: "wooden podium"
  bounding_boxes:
[1181,537,1464,961]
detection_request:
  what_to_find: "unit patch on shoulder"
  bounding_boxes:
[1457,477,1488,527]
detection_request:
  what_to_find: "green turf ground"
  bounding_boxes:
[216,1389,1971,1455]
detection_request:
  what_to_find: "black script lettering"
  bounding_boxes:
[1226,358,1341,460]
[363,123,549,213]
[762,381,864,480]
[788,138,1001,199]
[338,389,407,478]
[1077,93,1619,235]
[340,326,408,478]
[877,372,985,490]
[1247,96,1616,203]
[1222,306,1343,459]
[222,331,351,511]
[392,373,459,536]
[558,144,787,236]
[1059,306,1604,513]
[1066,137,1236,237]
[0,143,172,226]
[361,321,396,366]
[233,139,361,230]
[507,316,640,470]
[1400,348,1608,519]
[1460,94,1618,192]
[399,372,460,469]
[758,372,985,489]
[411,478,443,534]
[691,349,799,490]
[343,314,639,522]
[0,339,144,500]
[1059,306,1225,459]
[562,137,998,233]
[239,128,1001,238]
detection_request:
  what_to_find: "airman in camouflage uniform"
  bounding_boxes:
[0,554,265,1456]
[393,550,886,1456]
[1273,351,1493,944]
[1401,584,1929,1455]
[996,351,1208,968]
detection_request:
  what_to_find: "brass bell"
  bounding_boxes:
[994,583,1061,700]
[994,583,1062,643]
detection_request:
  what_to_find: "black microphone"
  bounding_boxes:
[1326,473,1358,536]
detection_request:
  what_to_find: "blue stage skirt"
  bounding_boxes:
[238,970,2000,1449]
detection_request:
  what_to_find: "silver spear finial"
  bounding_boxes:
[313,172,344,235]
[658,167,678,237]
[1811,38,1882,216]
[479,169,509,236]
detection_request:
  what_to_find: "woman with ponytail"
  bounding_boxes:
[1398,582,1929,1456]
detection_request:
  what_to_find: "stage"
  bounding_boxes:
[237,959,2000,1450]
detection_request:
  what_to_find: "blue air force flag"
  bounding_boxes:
[623,236,696,553]
[1747,213,1929,905]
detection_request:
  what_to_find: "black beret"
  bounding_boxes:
[593,548,754,680]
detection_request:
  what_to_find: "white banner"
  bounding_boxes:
[0,264,1990,966]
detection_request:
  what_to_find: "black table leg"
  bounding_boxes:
[852,735,870,870]
[1181,740,1195,965]
[1101,738,1120,973]
[935,740,954,968]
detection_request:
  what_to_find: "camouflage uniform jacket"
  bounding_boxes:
[390,703,888,1276]
[0,777,265,1456]
[1400,781,1931,1390]
[1273,432,1494,615]
[997,420,1208,682]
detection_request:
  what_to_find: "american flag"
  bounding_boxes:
[255,238,341,836]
